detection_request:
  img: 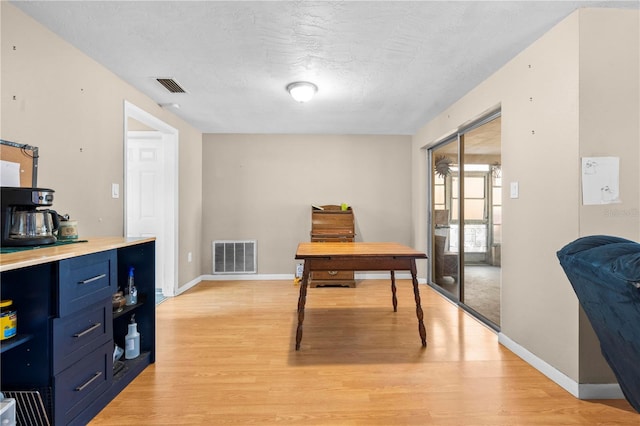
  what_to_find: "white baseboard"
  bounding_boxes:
[498,333,623,400]
[201,273,293,281]
[199,272,419,281]
[577,383,625,400]
[178,273,427,294]
[174,274,203,295]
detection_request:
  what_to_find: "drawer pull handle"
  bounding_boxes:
[73,322,102,338]
[75,371,102,392]
[328,271,338,276]
[78,273,107,285]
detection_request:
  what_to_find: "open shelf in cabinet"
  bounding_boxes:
[0,334,33,353]
[112,294,147,320]
[113,351,151,382]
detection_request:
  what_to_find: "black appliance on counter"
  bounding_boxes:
[1,186,59,247]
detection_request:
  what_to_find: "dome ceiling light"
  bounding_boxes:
[286,81,318,103]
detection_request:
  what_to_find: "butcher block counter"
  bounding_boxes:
[0,236,155,272]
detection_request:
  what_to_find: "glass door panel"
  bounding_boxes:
[461,117,502,327]
[431,138,459,298]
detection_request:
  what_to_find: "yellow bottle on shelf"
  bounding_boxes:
[0,299,17,340]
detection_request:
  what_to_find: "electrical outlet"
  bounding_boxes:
[295,263,304,278]
[188,252,192,263]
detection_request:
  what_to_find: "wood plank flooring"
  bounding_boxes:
[89,280,638,425]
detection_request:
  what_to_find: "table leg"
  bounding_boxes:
[410,260,427,347]
[390,270,398,312]
[295,261,310,350]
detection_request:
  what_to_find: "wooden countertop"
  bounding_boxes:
[295,242,427,259]
[0,236,155,272]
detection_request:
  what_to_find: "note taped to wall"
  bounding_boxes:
[581,157,620,205]
[0,160,21,187]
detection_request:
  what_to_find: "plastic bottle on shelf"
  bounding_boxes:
[124,314,140,360]
[125,266,137,306]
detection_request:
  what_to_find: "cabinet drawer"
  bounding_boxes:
[311,270,354,281]
[59,250,116,316]
[311,236,354,242]
[54,340,112,426]
[53,300,112,374]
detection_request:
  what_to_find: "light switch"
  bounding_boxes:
[510,181,519,199]
[111,183,120,198]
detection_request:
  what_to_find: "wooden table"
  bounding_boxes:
[294,242,428,350]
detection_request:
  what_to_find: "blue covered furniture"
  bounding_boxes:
[557,235,640,412]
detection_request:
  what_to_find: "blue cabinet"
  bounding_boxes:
[52,299,112,375]
[58,250,117,317]
[0,238,155,425]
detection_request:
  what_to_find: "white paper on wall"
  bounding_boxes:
[581,156,621,205]
[0,160,21,186]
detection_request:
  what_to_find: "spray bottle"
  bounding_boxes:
[125,267,137,306]
[125,314,140,359]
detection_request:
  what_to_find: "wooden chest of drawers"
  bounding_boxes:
[310,205,356,287]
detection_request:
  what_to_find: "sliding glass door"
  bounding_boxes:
[429,114,502,328]
[431,137,460,298]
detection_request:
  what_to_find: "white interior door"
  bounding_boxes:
[124,101,178,298]
[127,131,166,293]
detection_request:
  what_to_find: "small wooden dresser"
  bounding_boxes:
[309,205,356,287]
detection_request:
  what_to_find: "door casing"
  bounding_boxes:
[123,101,178,297]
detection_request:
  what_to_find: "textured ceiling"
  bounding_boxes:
[11,1,640,135]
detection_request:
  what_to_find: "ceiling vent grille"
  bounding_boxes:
[156,78,186,93]
[213,240,257,274]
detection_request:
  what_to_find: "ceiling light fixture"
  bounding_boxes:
[286,81,318,103]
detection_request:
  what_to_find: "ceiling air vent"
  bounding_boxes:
[156,78,186,93]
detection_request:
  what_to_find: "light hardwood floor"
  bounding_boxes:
[90,280,637,425]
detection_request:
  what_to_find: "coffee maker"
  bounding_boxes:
[1,186,59,247]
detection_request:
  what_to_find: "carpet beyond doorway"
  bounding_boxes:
[437,265,501,326]
[464,265,501,326]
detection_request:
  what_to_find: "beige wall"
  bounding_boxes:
[412,8,639,385]
[202,134,412,274]
[577,8,640,382]
[1,3,204,289]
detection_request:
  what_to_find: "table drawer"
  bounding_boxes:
[53,300,112,374]
[54,340,112,426]
[59,250,116,316]
[311,270,354,281]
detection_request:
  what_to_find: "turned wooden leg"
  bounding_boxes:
[295,261,310,350]
[410,260,427,347]
[390,270,398,312]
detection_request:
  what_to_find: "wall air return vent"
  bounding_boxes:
[213,240,257,274]
[156,78,186,93]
